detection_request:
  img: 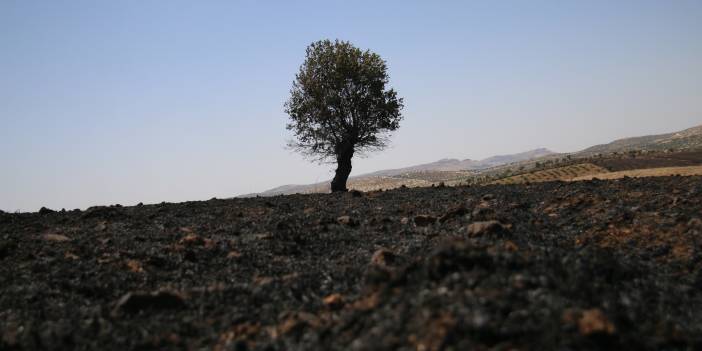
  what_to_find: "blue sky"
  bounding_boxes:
[1,1,701,211]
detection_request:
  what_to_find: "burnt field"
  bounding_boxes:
[2,177,702,350]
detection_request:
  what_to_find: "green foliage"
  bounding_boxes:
[284,39,404,162]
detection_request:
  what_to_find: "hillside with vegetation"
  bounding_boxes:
[578,124,702,155]
[492,163,609,185]
[247,124,702,196]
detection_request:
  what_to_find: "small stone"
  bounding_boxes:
[400,217,410,225]
[227,251,242,259]
[42,233,71,242]
[281,272,299,282]
[253,276,274,286]
[466,221,507,237]
[503,240,519,252]
[370,249,397,268]
[278,312,320,336]
[278,318,300,336]
[578,308,616,335]
[469,310,489,329]
[126,259,144,273]
[254,233,273,240]
[179,233,204,246]
[322,293,345,309]
[351,292,381,311]
[64,252,79,260]
[414,215,437,227]
[337,215,358,226]
[203,238,216,249]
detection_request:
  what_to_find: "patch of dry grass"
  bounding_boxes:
[571,165,702,181]
[348,177,432,192]
[492,163,609,184]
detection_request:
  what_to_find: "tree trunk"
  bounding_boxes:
[331,146,354,192]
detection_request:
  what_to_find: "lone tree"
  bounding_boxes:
[285,39,404,192]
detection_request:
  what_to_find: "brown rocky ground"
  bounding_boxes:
[1,176,702,350]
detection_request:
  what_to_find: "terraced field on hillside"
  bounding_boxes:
[492,163,609,184]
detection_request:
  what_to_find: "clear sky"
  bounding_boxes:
[1,1,701,212]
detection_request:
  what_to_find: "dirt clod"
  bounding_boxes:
[578,308,616,336]
[370,248,398,268]
[42,233,71,242]
[322,293,344,309]
[179,233,204,246]
[466,220,507,236]
[126,259,144,273]
[337,215,358,226]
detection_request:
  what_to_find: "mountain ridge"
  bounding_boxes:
[579,124,702,155]
[358,148,555,177]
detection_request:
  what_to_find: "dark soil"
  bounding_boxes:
[2,176,702,350]
[591,151,702,171]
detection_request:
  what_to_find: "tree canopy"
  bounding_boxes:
[285,39,403,191]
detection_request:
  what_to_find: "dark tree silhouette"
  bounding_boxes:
[285,39,404,192]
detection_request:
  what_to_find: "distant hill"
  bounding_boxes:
[359,148,555,177]
[242,123,701,197]
[578,124,702,155]
[242,148,555,197]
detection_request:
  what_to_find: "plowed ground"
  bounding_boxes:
[2,176,702,350]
